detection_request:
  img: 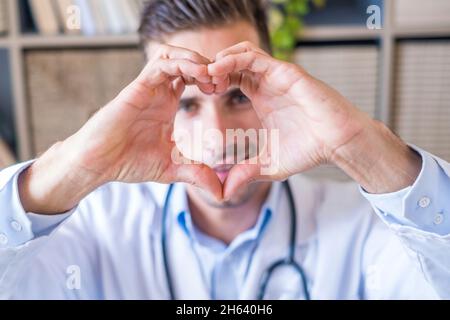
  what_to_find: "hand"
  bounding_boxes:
[19,44,222,214]
[208,41,367,197]
[208,41,421,198]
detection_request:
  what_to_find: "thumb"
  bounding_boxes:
[223,160,262,201]
[173,159,223,201]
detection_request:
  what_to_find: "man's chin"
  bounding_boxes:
[190,182,260,209]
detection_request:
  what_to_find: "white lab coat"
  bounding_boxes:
[1,147,449,299]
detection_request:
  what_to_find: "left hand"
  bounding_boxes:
[208,41,421,199]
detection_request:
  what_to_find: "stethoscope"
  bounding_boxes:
[161,180,310,300]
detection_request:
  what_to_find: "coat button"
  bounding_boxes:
[0,233,8,246]
[418,197,431,208]
[433,213,444,225]
[11,220,22,232]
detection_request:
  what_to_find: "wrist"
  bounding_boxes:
[19,140,107,215]
[331,119,422,194]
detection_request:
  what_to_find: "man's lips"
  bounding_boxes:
[213,164,234,184]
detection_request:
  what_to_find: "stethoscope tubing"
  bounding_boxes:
[161,180,310,300]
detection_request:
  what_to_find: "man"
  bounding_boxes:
[0,0,449,299]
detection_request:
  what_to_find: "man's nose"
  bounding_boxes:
[200,104,232,160]
[202,105,229,135]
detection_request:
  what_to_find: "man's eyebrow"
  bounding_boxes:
[179,97,198,105]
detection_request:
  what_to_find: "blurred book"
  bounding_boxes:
[100,0,129,34]
[28,0,60,35]
[25,49,144,155]
[395,0,450,28]
[294,44,379,180]
[75,0,96,35]
[0,0,8,35]
[0,138,15,169]
[393,40,450,161]
[54,0,81,35]
[27,0,143,35]
[117,0,139,33]
[86,0,109,35]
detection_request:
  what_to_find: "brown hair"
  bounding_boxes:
[138,0,272,52]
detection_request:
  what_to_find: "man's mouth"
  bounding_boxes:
[213,164,234,184]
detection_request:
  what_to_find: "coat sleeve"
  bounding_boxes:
[361,147,450,299]
[0,162,94,299]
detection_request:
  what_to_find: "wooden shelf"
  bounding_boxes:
[301,26,450,41]
[18,34,139,49]
[394,26,450,38]
[0,37,10,48]
[4,27,381,50]
[3,26,449,50]
[300,26,382,41]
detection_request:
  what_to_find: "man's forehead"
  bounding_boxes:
[161,21,260,60]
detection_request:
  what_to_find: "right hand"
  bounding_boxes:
[19,45,223,214]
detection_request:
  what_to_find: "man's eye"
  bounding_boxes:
[179,102,199,113]
[230,93,250,107]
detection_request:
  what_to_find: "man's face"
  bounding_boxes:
[148,21,268,207]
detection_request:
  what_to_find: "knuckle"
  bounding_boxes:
[216,51,227,60]
[157,44,170,57]
[242,40,253,47]
[187,50,201,60]
[152,59,164,72]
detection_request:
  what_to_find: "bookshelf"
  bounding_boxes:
[0,0,449,172]
[18,34,139,48]
[1,0,142,160]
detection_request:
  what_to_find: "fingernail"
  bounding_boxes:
[212,76,220,85]
[207,64,217,75]
[198,86,214,96]
[198,76,212,84]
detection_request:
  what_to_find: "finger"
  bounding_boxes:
[215,41,270,61]
[142,59,210,87]
[174,160,223,201]
[212,74,228,86]
[180,75,215,94]
[223,160,262,201]
[172,77,186,99]
[214,72,247,95]
[146,44,212,84]
[213,75,230,94]
[229,72,245,87]
[208,51,271,77]
[154,43,212,65]
[195,80,216,95]
[182,75,196,85]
